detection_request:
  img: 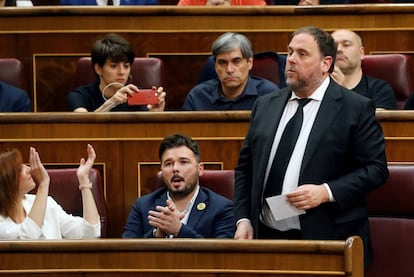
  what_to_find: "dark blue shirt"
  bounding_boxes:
[182,76,279,111]
[0,81,31,112]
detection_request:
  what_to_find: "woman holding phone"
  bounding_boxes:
[67,33,166,112]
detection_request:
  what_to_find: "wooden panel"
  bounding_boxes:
[0,237,364,277]
[0,111,412,237]
[34,54,84,112]
[1,6,414,111]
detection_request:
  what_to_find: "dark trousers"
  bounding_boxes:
[258,220,302,239]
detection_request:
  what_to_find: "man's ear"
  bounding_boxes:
[248,57,253,71]
[323,56,334,74]
[198,162,204,176]
[359,46,365,60]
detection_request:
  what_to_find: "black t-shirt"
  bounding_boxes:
[404,93,414,109]
[67,81,147,112]
[352,75,397,110]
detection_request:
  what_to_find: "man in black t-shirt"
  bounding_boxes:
[331,29,397,110]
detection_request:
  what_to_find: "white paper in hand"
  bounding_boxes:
[265,195,306,221]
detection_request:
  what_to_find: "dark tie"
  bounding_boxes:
[107,0,113,4]
[263,98,312,199]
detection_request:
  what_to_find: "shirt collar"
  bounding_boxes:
[214,76,256,103]
[167,184,200,215]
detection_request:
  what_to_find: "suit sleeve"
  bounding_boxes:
[329,99,389,210]
[234,100,259,223]
[123,199,149,238]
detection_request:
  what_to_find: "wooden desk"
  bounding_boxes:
[0,110,413,237]
[0,237,363,276]
[0,5,414,111]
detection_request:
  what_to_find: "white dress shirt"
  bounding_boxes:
[262,77,330,231]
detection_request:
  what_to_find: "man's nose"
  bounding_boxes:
[287,53,296,63]
[226,63,235,72]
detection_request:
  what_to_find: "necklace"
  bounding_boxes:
[101,82,125,101]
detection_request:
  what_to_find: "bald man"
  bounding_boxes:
[331,29,397,110]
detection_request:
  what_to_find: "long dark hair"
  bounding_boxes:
[0,149,23,217]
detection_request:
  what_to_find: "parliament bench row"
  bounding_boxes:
[45,163,414,277]
[1,53,414,111]
[27,0,409,5]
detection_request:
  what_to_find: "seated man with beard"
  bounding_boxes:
[122,133,234,238]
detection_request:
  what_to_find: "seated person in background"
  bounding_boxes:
[68,33,166,112]
[182,32,279,110]
[123,133,234,238]
[61,0,157,5]
[178,0,266,5]
[0,144,101,239]
[0,81,31,112]
[331,29,397,110]
[198,52,287,89]
[403,92,414,109]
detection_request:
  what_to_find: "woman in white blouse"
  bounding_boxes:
[0,144,100,239]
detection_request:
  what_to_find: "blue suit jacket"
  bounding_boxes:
[123,186,235,238]
[0,81,31,112]
[234,78,388,267]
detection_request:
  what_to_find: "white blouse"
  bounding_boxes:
[0,194,100,239]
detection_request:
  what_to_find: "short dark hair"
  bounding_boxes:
[292,26,337,73]
[158,134,201,163]
[90,33,135,69]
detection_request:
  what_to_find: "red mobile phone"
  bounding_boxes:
[127,89,158,106]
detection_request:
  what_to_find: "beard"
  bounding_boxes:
[164,171,198,200]
[287,78,307,92]
[169,186,195,199]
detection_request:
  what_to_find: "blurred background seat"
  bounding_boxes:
[365,163,414,277]
[30,168,107,238]
[362,54,414,109]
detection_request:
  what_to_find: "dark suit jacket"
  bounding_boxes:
[0,81,31,112]
[234,78,388,267]
[123,186,235,238]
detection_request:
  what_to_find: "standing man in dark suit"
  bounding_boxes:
[233,26,388,268]
[123,133,234,238]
